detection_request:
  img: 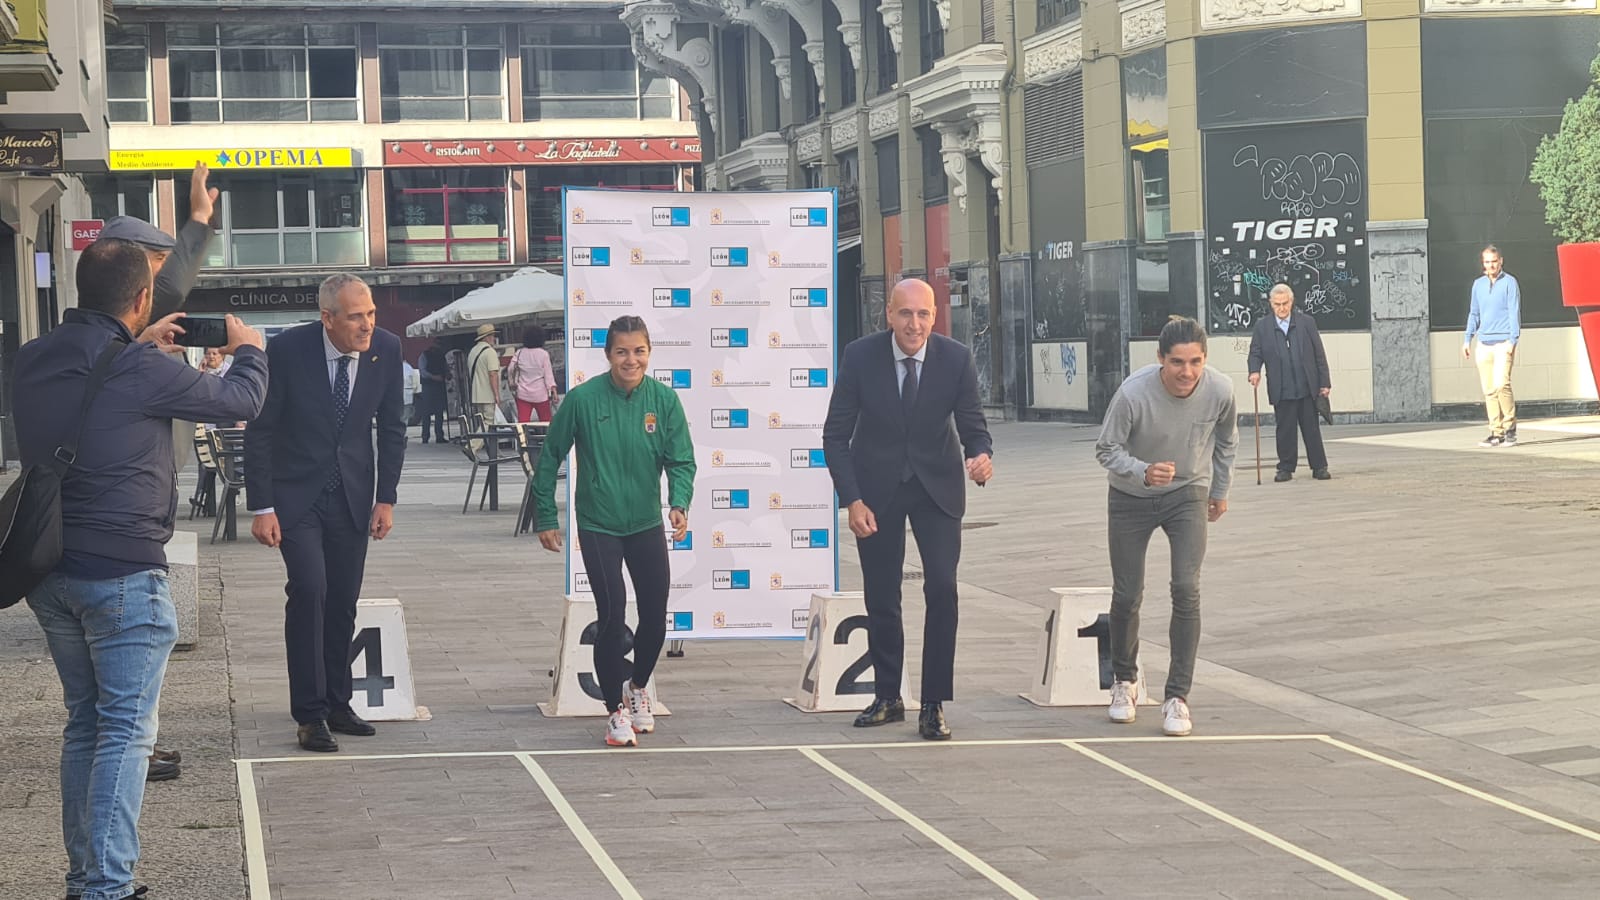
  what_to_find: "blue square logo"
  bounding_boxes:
[809,369,829,388]
[729,247,748,267]
[670,532,693,551]
[591,328,608,348]
[809,528,830,548]
[590,247,610,266]
[809,208,828,226]
[670,611,694,631]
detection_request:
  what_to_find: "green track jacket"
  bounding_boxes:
[532,373,696,536]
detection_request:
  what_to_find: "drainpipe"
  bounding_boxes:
[999,0,1017,248]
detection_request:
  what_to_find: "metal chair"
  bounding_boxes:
[513,421,550,535]
[188,424,219,520]
[456,416,520,514]
[208,427,248,544]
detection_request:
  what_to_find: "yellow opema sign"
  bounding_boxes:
[109,148,354,170]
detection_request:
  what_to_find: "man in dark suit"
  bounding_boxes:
[1248,283,1332,481]
[246,273,406,752]
[823,278,993,741]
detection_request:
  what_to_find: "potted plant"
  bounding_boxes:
[1530,43,1600,395]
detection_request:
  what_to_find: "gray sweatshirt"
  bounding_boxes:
[1095,364,1238,500]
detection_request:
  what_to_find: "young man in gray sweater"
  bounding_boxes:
[1094,316,1238,736]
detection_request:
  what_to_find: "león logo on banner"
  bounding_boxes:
[768,251,782,267]
[572,289,586,305]
[571,207,585,223]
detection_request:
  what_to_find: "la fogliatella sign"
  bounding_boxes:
[383,137,702,167]
[0,130,62,172]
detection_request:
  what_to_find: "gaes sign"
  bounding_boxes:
[70,220,103,251]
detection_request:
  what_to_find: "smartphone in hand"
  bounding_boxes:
[173,316,230,348]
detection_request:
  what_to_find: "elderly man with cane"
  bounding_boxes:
[1248,284,1332,482]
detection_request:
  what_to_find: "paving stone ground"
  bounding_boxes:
[11,415,1600,898]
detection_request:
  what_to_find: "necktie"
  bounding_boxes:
[326,356,351,493]
[901,357,918,482]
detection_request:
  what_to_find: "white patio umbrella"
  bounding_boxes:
[406,266,565,337]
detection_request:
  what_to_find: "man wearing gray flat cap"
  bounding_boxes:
[97,161,220,319]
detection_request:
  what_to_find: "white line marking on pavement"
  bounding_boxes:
[237,733,1326,764]
[1060,741,1407,900]
[798,747,1040,900]
[515,752,642,900]
[235,759,272,900]
[1318,735,1600,843]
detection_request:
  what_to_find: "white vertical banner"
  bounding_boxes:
[562,189,838,640]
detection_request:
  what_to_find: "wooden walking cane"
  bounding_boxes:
[1253,382,1262,485]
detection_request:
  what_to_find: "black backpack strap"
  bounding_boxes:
[51,339,128,475]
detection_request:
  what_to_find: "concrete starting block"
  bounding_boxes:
[1021,587,1152,707]
[540,594,669,718]
[348,598,430,721]
[165,531,199,651]
[784,592,911,713]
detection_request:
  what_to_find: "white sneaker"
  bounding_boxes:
[625,681,655,734]
[1109,680,1138,724]
[605,707,637,747]
[1162,697,1192,737]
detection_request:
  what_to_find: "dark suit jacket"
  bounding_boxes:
[823,330,993,519]
[245,322,406,532]
[1247,310,1331,406]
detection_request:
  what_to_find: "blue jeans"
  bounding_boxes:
[27,568,178,900]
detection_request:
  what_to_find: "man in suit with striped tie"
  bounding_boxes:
[245,274,406,753]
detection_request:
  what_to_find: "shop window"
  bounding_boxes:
[876,137,900,214]
[525,165,677,262]
[177,171,365,268]
[522,23,675,120]
[82,174,155,223]
[387,169,509,264]
[107,24,150,123]
[168,24,358,124]
[379,25,503,123]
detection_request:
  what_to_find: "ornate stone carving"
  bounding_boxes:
[934,0,952,29]
[868,100,899,137]
[838,21,864,72]
[803,40,827,102]
[771,56,793,100]
[877,0,904,55]
[720,131,792,190]
[626,2,720,122]
[972,111,1004,206]
[1201,0,1361,30]
[1119,0,1165,49]
[933,120,977,212]
[796,124,824,161]
[1425,0,1592,9]
[1021,21,1083,84]
[832,114,859,148]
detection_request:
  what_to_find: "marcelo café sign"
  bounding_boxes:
[0,130,63,172]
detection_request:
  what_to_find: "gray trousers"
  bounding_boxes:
[1107,484,1208,701]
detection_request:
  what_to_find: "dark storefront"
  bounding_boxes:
[1197,23,1370,335]
[1422,18,1600,332]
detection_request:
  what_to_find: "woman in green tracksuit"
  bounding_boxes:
[532,315,696,747]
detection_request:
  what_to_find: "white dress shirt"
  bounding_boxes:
[251,329,360,517]
[323,328,359,401]
[891,338,928,398]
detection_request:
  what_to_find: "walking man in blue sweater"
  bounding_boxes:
[1463,245,1521,447]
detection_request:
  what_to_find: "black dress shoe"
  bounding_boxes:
[1313,468,1331,480]
[853,697,906,728]
[151,747,181,764]
[296,721,340,753]
[146,756,180,782]
[328,709,376,737]
[1274,471,1293,482]
[919,703,952,741]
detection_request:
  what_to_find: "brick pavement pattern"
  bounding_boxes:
[11,418,1600,897]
